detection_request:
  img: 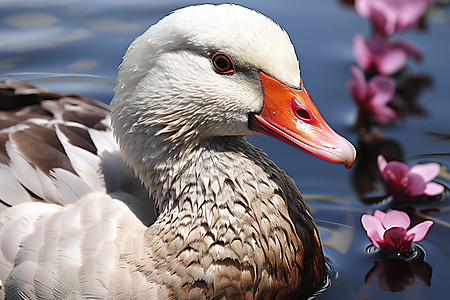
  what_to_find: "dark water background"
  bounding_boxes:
[1,0,449,299]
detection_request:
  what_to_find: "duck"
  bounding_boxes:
[0,4,356,299]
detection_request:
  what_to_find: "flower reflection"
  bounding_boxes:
[361,210,433,254]
[378,155,444,202]
[353,34,422,75]
[354,0,435,35]
[365,254,432,292]
[351,131,404,200]
[390,71,432,119]
[337,0,355,9]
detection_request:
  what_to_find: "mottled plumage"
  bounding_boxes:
[0,4,348,299]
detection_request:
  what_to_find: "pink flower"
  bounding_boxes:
[361,210,433,253]
[355,0,435,35]
[347,66,396,124]
[378,155,444,201]
[353,34,422,75]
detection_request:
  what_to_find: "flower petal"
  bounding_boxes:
[361,214,385,247]
[423,182,444,196]
[347,66,368,102]
[393,40,423,60]
[354,0,371,18]
[383,210,411,230]
[404,172,427,196]
[383,227,413,253]
[397,2,428,31]
[370,5,395,35]
[373,105,397,124]
[410,163,440,182]
[407,220,433,242]
[369,75,396,106]
[353,34,372,71]
[383,227,407,246]
[386,161,410,179]
[373,209,386,223]
[377,155,388,174]
[377,47,408,75]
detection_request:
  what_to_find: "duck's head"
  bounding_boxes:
[112,4,356,168]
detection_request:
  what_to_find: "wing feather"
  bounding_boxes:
[55,125,106,193]
[5,141,46,200]
[0,164,33,206]
[50,168,93,205]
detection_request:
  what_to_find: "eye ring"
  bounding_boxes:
[212,52,235,74]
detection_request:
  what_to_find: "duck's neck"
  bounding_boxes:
[142,135,278,216]
[123,133,325,297]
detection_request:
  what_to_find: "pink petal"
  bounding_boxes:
[369,75,396,106]
[424,182,444,196]
[353,35,372,71]
[410,163,440,182]
[377,48,408,75]
[373,105,397,124]
[397,2,427,31]
[407,220,433,242]
[367,34,389,54]
[347,66,368,102]
[374,210,386,223]
[377,155,388,174]
[404,172,427,196]
[371,4,396,35]
[383,227,407,246]
[382,161,410,184]
[383,227,413,253]
[382,210,411,230]
[385,161,410,179]
[361,214,385,247]
[393,40,423,60]
[354,0,371,18]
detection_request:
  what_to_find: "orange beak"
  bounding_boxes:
[249,72,356,168]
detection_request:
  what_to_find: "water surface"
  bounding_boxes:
[1,0,449,299]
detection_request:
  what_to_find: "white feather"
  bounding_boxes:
[50,168,93,205]
[0,164,33,206]
[55,125,105,193]
[88,128,118,154]
[5,141,45,199]
[36,168,60,205]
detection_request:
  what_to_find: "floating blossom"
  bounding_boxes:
[354,0,435,35]
[378,155,444,201]
[347,66,396,124]
[361,210,433,253]
[353,34,422,75]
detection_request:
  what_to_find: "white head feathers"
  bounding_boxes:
[111,4,301,166]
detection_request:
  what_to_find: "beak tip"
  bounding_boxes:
[343,143,357,169]
[345,160,355,169]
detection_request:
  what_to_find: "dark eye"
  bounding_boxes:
[212,53,235,74]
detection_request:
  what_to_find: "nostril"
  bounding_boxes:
[296,108,311,120]
[291,96,312,121]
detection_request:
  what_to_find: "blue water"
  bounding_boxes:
[1,0,449,299]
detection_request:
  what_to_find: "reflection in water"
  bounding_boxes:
[317,220,355,255]
[0,0,449,298]
[337,0,355,9]
[391,70,432,119]
[351,129,403,202]
[365,245,432,292]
